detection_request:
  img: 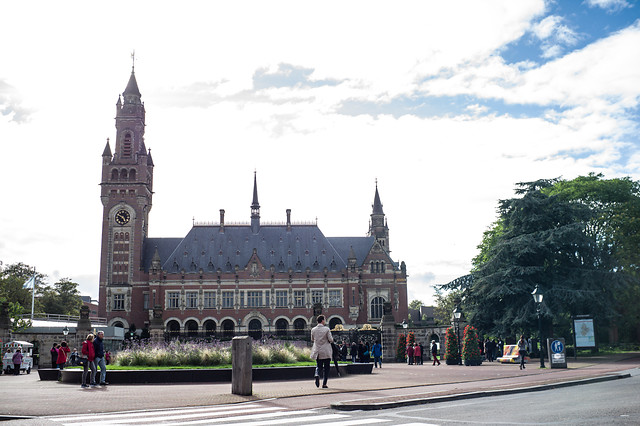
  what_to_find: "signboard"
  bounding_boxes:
[547,337,567,369]
[574,318,596,348]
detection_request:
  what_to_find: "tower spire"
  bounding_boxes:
[369,179,389,251]
[251,171,260,233]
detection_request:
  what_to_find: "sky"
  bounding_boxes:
[1,0,640,307]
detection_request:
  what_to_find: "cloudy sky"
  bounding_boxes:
[1,0,639,306]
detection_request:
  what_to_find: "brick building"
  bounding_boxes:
[98,67,408,337]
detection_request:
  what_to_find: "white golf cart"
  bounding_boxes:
[2,340,34,375]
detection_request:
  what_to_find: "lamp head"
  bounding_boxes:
[531,285,544,304]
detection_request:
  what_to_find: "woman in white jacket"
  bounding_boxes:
[310,315,334,388]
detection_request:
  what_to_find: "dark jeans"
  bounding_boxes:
[14,364,20,375]
[316,358,330,386]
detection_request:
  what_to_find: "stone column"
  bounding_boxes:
[380,302,397,362]
[76,306,93,343]
[231,336,252,396]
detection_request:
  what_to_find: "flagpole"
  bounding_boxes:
[31,268,36,320]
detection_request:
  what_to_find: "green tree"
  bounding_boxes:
[452,179,624,338]
[0,262,46,325]
[434,287,463,326]
[39,278,82,315]
[545,173,640,341]
[408,299,423,310]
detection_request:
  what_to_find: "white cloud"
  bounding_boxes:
[585,0,631,12]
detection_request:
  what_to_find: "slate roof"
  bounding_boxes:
[142,225,385,273]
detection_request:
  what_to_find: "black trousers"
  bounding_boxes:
[316,358,331,385]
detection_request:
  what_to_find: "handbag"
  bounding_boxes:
[77,357,88,366]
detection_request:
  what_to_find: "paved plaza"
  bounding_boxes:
[0,353,638,419]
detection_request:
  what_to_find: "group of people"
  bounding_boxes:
[50,331,109,387]
[79,331,109,388]
[481,338,503,362]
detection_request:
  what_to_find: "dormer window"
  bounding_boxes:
[122,133,133,158]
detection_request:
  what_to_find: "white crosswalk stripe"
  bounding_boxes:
[44,403,394,426]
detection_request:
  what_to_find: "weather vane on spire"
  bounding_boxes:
[131,50,136,71]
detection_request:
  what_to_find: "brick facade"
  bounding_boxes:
[98,69,408,336]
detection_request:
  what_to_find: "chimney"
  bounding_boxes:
[286,209,292,232]
[219,209,225,233]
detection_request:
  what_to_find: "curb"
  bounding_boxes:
[330,373,632,411]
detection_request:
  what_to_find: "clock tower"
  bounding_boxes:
[98,65,154,323]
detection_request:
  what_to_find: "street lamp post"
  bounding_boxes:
[62,325,69,339]
[452,305,462,365]
[531,285,546,368]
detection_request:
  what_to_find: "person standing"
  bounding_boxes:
[350,342,357,363]
[518,335,527,370]
[431,340,441,365]
[93,331,108,385]
[57,341,70,369]
[70,348,79,366]
[340,342,348,362]
[12,348,23,375]
[419,343,425,365]
[413,343,421,365]
[50,343,58,368]
[406,343,414,365]
[81,334,97,388]
[310,315,333,389]
[371,340,382,368]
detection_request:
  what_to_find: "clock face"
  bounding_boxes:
[114,209,130,225]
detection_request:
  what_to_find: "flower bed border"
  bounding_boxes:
[54,363,373,384]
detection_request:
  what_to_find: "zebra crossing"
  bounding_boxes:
[44,402,433,426]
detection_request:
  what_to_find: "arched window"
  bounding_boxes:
[275,319,288,336]
[122,133,133,158]
[221,319,235,338]
[112,321,124,328]
[166,320,181,339]
[120,169,128,180]
[129,169,136,181]
[111,169,119,180]
[370,296,385,320]
[380,261,385,273]
[185,320,199,337]
[248,319,263,340]
[329,317,342,330]
[370,262,375,273]
[204,320,217,337]
[293,318,307,335]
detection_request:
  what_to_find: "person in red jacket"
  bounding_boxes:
[406,343,414,365]
[80,334,97,388]
[413,343,422,365]
[57,341,70,369]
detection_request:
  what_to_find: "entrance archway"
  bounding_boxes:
[204,320,217,337]
[293,318,306,335]
[248,319,263,340]
[185,320,199,337]
[329,317,342,330]
[221,319,235,338]
[275,319,289,336]
[166,320,180,339]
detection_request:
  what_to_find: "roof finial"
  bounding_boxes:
[131,50,136,72]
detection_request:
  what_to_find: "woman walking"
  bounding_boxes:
[518,335,527,370]
[81,334,97,388]
[310,315,334,389]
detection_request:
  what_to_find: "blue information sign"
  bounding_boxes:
[551,340,564,354]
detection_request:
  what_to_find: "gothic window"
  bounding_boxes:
[123,133,133,158]
[278,260,285,272]
[129,169,136,181]
[113,294,125,311]
[185,291,198,309]
[293,290,305,307]
[225,261,232,273]
[247,291,262,308]
[370,296,385,319]
[329,259,337,271]
[275,290,287,307]
[329,289,342,307]
[380,261,385,273]
[370,262,375,273]
[222,291,234,308]
[312,260,320,271]
[120,169,128,180]
[167,291,180,309]
[295,260,302,272]
[111,169,118,180]
[203,291,216,309]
